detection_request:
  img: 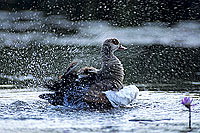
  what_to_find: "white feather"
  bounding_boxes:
[104,85,139,107]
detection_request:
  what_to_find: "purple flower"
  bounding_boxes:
[181,97,195,109]
[181,97,198,129]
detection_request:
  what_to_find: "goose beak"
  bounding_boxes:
[119,45,127,50]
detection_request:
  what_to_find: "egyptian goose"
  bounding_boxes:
[39,38,138,109]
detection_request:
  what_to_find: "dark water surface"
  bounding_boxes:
[0,11,200,132]
[1,44,200,91]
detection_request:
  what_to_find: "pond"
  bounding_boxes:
[0,89,200,132]
[0,11,200,132]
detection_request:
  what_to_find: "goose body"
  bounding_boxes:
[39,38,139,109]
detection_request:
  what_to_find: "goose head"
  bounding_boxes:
[102,38,127,55]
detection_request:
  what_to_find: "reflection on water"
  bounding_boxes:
[0,10,200,132]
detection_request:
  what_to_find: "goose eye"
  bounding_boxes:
[112,39,119,45]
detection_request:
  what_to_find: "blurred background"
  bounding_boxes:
[0,0,200,26]
[0,0,200,90]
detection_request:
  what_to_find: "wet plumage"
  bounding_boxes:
[39,38,126,109]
